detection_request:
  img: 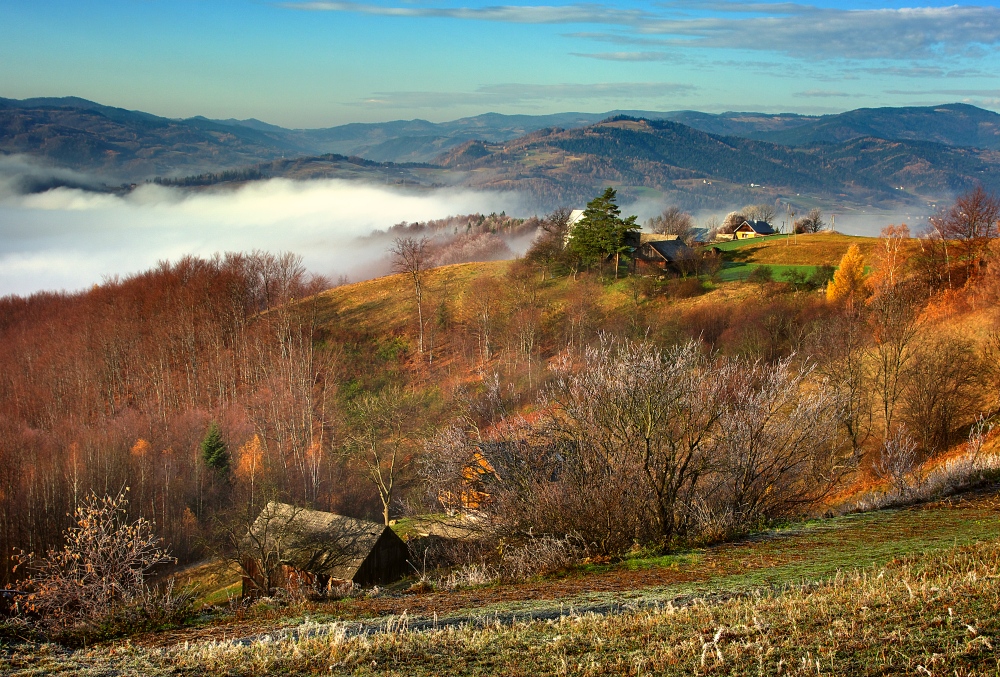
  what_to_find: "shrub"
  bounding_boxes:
[747,266,773,283]
[13,491,192,644]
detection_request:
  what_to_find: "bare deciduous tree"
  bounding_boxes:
[874,426,919,498]
[794,208,825,234]
[647,206,695,241]
[390,236,431,355]
[743,203,776,225]
[709,358,846,529]
[344,387,414,525]
[931,185,1000,280]
[13,491,184,639]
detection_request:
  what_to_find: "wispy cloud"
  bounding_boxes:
[794,89,854,98]
[285,2,1000,61]
[572,51,677,62]
[352,81,697,108]
[885,89,1000,97]
[282,1,651,25]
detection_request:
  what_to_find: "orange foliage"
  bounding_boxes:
[130,438,150,458]
[826,244,869,305]
[236,435,263,482]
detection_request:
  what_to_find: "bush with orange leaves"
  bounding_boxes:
[12,490,192,643]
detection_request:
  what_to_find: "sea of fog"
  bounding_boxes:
[0,157,931,297]
[0,176,522,297]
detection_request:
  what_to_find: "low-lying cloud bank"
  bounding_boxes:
[0,168,523,297]
[0,155,928,297]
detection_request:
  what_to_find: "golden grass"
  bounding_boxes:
[726,232,881,267]
[11,536,1000,675]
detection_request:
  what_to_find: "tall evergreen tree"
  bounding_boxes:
[201,422,229,473]
[567,187,638,277]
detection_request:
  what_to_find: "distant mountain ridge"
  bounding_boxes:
[6,96,1000,177]
[3,96,1000,211]
[434,116,1000,210]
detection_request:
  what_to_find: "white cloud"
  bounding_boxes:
[286,2,1000,61]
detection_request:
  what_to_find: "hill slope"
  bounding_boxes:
[436,117,1000,209]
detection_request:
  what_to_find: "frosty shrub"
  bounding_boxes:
[13,490,192,643]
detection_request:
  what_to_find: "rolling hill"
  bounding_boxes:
[4,97,1000,212]
[435,116,1000,209]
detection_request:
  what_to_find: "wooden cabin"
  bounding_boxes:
[241,502,410,598]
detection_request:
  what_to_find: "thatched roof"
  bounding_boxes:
[247,502,392,581]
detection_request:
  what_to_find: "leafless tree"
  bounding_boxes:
[874,426,919,498]
[390,236,431,355]
[344,387,413,525]
[901,335,982,454]
[812,306,874,457]
[794,208,825,234]
[867,282,921,440]
[719,211,747,235]
[647,206,695,241]
[13,490,182,638]
[930,185,1000,280]
[544,338,733,544]
[743,203,776,225]
[708,358,846,530]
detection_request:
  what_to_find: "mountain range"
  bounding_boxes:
[3,96,1000,211]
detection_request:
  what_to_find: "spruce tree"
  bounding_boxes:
[200,422,229,472]
[567,187,638,275]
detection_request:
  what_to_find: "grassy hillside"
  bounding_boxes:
[8,487,1000,675]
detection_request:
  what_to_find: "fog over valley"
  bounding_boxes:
[0,162,928,297]
[0,168,523,296]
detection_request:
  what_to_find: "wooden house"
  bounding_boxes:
[625,232,695,272]
[241,502,410,597]
[733,220,776,239]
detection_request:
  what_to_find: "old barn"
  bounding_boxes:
[241,502,410,597]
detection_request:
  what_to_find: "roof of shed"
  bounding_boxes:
[248,502,395,581]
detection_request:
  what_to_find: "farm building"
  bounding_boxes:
[625,232,695,272]
[241,502,410,597]
[733,220,776,239]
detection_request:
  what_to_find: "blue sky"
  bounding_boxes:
[3,0,1000,127]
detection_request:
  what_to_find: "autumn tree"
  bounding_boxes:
[930,185,1000,281]
[826,244,868,305]
[566,187,638,278]
[344,387,415,525]
[794,208,825,234]
[390,236,431,355]
[647,205,695,241]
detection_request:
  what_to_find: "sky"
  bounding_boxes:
[3,0,1000,127]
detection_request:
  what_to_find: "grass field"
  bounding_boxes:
[715,232,880,267]
[5,487,999,675]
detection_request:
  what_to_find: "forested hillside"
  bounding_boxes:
[4,201,1000,589]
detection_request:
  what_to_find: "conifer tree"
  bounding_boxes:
[567,187,638,277]
[201,422,229,472]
